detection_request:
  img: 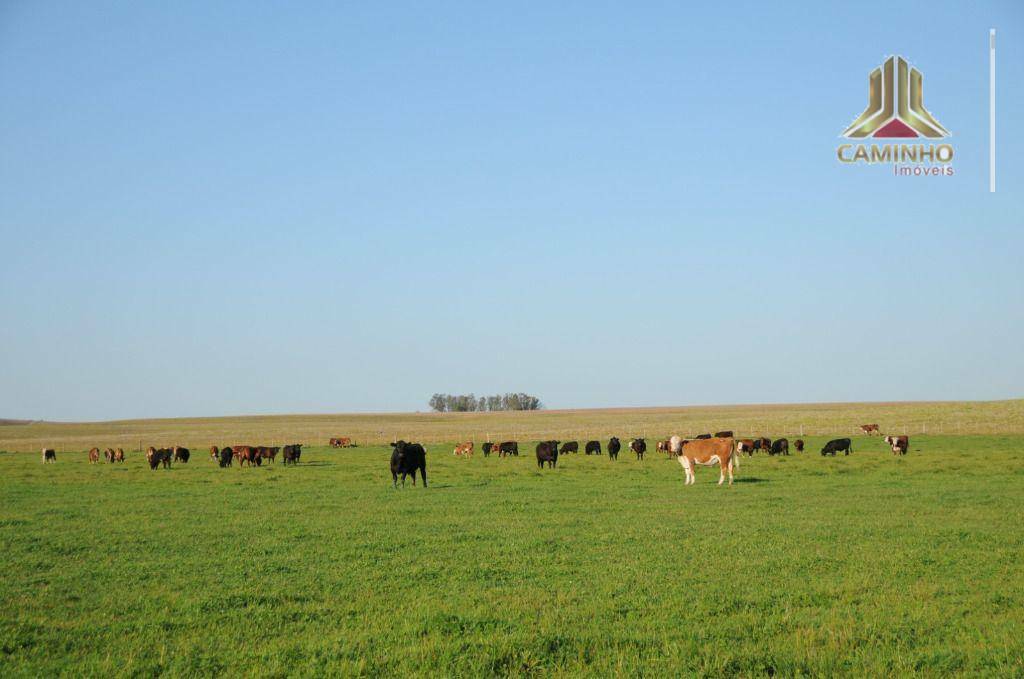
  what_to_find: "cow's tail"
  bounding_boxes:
[730,438,740,470]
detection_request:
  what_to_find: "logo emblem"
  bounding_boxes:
[843,56,949,139]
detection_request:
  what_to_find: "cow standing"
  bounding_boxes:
[677,437,739,486]
[497,441,518,457]
[752,437,771,454]
[559,441,578,455]
[821,438,853,456]
[860,424,880,435]
[482,442,494,457]
[390,441,427,487]
[282,443,302,465]
[173,447,190,463]
[42,448,56,463]
[536,441,559,468]
[884,435,909,455]
[218,446,234,467]
[770,438,789,456]
[737,439,755,456]
[794,439,805,453]
[585,440,601,455]
[608,437,621,460]
[656,439,671,457]
[453,442,474,457]
[88,447,100,464]
[630,438,646,461]
[103,448,115,463]
[114,448,125,462]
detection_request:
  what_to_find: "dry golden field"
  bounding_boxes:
[1,399,1021,453]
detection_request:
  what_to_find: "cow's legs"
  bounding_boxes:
[392,471,398,488]
[420,466,427,487]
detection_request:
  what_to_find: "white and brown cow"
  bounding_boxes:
[677,437,739,486]
[884,435,909,455]
[453,442,474,457]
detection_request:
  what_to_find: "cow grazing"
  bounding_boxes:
[715,430,734,438]
[630,438,647,460]
[559,441,578,455]
[103,448,115,463]
[282,443,302,465]
[794,439,805,453]
[233,445,254,467]
[173,446,190,463]
[497,441,519,457]
[656,439,671,457]
[390,441,427,487]
[42,448,56,463]
[329,437,353,448]
[677,437,739,486]
[148,448,172,470]
[885,435,909,455]
[608,437,621,460]
[752,437,771,454]
[453,442,474,457]
[536,440,559,468]
[737,439,755,456]
[770,438,789,456]
[210,445,219,461]
[482,442,494,457]
[114,448,125,462]
[218,446,234,467]
[821,438,853,456]
[695,433,712,440]
[88,447,100,464]
[860,424,880,435]
[585,440,601,455]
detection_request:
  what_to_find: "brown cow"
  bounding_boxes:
[737,439,755,456]
[330,437,353,448]
[42,448,56,463]
[677,437,739,486]
[88,447,100,464]
[210,445,220,461]
[453,442,474,457]
[656,439,672,457]
[234,446,254,467]
[114,448,125,462]
[884,435,909,455]
[794,439,805,453]
[860,424,880,435]
[104,448,116,463]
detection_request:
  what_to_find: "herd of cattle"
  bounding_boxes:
[38,424,913,487]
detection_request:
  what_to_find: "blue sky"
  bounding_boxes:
[1,1,1022,421]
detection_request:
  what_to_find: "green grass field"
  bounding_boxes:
[2,435,1022,676]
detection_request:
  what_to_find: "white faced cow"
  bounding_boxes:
[884,435,909,455]
[676,437,738,486]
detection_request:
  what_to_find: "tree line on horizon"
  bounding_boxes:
[428,393,543,413]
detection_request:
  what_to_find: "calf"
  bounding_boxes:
[884,435,909,455]
[536,440,559,468]
[794,439,804,453]
[821,438,853,456]
[630,438,647,460]
[737,439,755,456]
[656,439,671,457]
[608,437,621,460]
[585,440,601,455]
[88,447,100,464]
[770,438,789,456]
[559,441,578,455]
[390,441,427,487]
[453,442,474,457]
[677,437,738,486]
[42,448,56,463]
[860,424,880,435]
[714,430,734,438]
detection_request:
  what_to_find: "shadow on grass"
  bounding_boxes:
[733,477,768,484]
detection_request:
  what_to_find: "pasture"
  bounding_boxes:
[1,434,1023,676]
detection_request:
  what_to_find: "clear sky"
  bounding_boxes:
[1,1,1022,421]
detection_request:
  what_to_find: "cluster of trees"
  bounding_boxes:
[428,393,543,413]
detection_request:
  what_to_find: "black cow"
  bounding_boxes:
[173,447,190,463]
[149,448,172,470]
[536,440,559,468]
[482,442,494,457]
[282,443,302,465]
[559,441,578,455]
[218,446,234,467]
[608,437,621,460]
[752,437,771,453]
[714,430,734,438]
[585,440,601,455]
[390,441,427,487]
[497,441,518,457]
[630,438,647,460]
[794,439,805,453]
[695,433,712,440]
[770,438,789,456]
[821,438,853,456]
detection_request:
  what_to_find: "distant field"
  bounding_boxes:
[2,399,1023,453]
[1,435,1022,676]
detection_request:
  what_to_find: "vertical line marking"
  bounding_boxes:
[990,29,996,193]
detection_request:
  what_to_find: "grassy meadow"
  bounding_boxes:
[1,433,1023,676]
